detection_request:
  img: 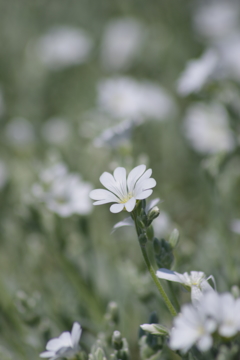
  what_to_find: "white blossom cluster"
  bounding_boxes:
[170,291,240,353]
[32,163,92,217]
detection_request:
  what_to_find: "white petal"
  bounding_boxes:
[113,167,128,198]
[71,322,82,348]
[125,197,136,212]
[110,203,124,213]
[100,172,123,199]
[191,286,204,306]
[134,178,156,194]
[135,189,152,200]
[46,338,63,351]
[89,189,119,202]
[93,199,118,205]
[197,335,213,352]
[58,332,72,347]
[156,269,184,284]
[112,217,134,232]
[146,198,160,212]
[40,351,56,358]
[127,165,146,193]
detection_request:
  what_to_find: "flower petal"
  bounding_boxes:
[127,165,146,193]
[113,167,128,199]
[89,189,119,202]
[156,269,184,284]
[58,332,72,347]
[40,351,56,358]
[134,178,156,195]
[135,189,152,200]
[100,172,123,199]
[71,322,82,348]
[125,197,136,212]
[46,338,63,351]
[110,203,125,213]
[112,217,134,232]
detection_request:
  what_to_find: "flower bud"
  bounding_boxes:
[169,229,180,249]
[146,206,160,226]
[112,331,123,350]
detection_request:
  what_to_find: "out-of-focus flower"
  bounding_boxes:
[177,50,219,96]
[152,211,172,238]
[230,219,240,235]
[184,102,235,154]
[5,118,35,147]
[0,161,8,190]
[42,117,71,145]
[101,18,144,71]
[97,77,175,121]
[40,322,81,359]
[32,163,92,217]
[90,165,156,213]
[218,32,240,81]
[193,1,239,41]
[93,118,142,148]
[36,26,93,70]
[169,291,240,353]
[156,269,215,305]
[169,301,216,353]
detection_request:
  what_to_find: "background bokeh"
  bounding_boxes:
[0,0,240,359]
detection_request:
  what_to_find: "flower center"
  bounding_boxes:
[120,193,133,204]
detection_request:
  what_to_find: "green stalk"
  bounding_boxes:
[132,210,177,317]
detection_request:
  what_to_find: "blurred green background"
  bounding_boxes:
[0,0,240,359]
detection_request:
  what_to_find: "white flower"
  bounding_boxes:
[89,165,156,213]
[40,322,81,360]
[184,102,235,154]
[36,26,93,70]
[177,50,219,96]
[32,163,92,217]
[193,2,239,41]
[169,302,216,353]
[218,32,240,81]
[5,118,35,147]
[42,118,71,145]
[97,77,175,121]
[101,18,144,71]
[93,118,142,148]
[156,269,215,305]
[201,291,240,338]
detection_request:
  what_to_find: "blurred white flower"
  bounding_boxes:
[177,50,219,96]
[42,117,71,144]
[156,269,215,305]
[184,102,235,154]
[5,118,35,146]
[0,161,8,190]
[218,32,240,81]
[170,291,240,353]
[90,165,156,213]
[101,18,144,71]
[193,1,239,40]
[93,118,142,148]
[169,302,216,353]
[32,163,92,217]
[230,219,240,235]
[40,322,81,359]
[97,77,175,121]
[36,26,93,70]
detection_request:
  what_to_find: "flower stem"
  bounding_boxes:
[132,209,177,317]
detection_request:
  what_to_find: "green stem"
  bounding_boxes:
[132,209,177,317]
[140,245,177,317]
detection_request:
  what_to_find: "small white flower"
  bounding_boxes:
[36,26,93,70]
[97,77,175,121]
[177,50,219,96]
[101,18,144,71]
[89,165,156,213]
[5,118,35,147]
[184,102,235,154]
[40,322,81,360]
[156,269,215,305]
[42,118,71,145]
[169,302,216,353]
[32,163,92,217]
